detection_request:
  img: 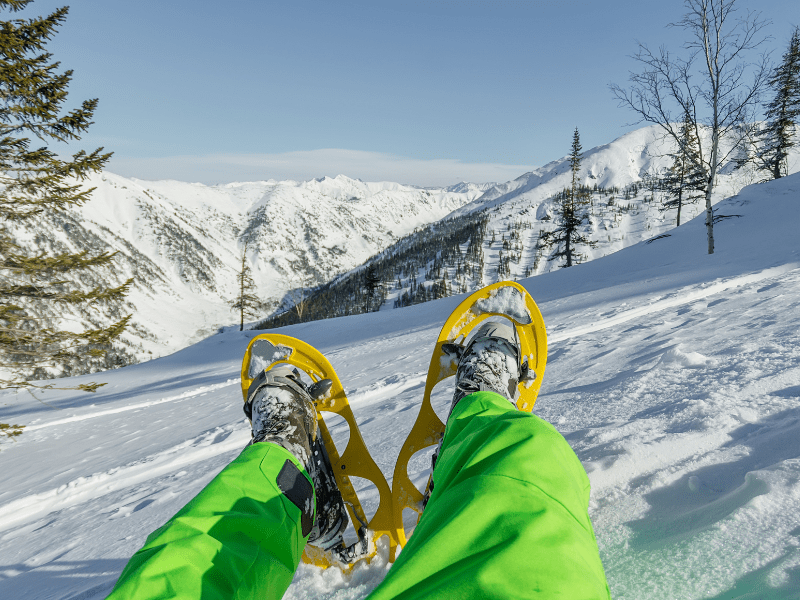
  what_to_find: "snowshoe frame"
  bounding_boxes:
[390,281,547,548]
[240,333,399,569]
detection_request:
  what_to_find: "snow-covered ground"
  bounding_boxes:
[1,173,799,599]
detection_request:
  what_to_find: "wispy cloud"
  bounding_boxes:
[107,149,535,187]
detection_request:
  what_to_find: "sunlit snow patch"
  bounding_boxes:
[287,535,393,599]
[248,339,293,378]
[658,347,714,368]
[473,286,531,325]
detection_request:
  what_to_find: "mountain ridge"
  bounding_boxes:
[8,124,798,371]
[266,124,798,327]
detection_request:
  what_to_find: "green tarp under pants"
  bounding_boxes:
[107,391,610,599]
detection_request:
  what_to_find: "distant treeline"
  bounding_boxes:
[256,212,489,329]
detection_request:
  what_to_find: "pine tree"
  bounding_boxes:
[569,128,584,207]
[662,110,706,226]
[0,1,132,392]
[755,27,800,180]
[539,128,596,268]
[363,264,382,312]
[229,242,267,331]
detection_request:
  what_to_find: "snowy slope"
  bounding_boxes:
[301,125,800,321]
[2,171,799,599]
[453,124,800,280]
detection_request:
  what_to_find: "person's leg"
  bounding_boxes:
[106,366,336,600]
[369,391,610,600]
[106,442,312,600]
[368,321,610,600]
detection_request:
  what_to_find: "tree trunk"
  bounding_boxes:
[565,226,572,268]
[239,286,244,332]
[239,252,245,331]
[705,127,719,255]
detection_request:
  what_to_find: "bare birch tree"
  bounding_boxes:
[610,0,771,254]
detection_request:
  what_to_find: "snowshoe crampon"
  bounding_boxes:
[241,333,400,569]
[390,282,547,547]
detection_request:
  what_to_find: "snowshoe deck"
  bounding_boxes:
[390,282,547,547]
[240,333,399,569]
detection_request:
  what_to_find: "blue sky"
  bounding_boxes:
[14,0,800,186]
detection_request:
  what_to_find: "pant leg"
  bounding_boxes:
[106,442,313,600]
[368,391,611,600]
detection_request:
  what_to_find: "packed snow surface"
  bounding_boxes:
[1,174,800,599]
[474,286,532,324]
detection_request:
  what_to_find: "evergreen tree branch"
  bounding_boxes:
[0,2,129,392]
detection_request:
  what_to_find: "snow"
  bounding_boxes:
[248,340,293,378]
[473,286,532,324]
[2,171,800,599]
[47,171,483,363]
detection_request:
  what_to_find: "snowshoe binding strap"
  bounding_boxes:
[306,435,349,549]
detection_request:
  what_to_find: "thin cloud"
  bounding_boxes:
[107,149,535,187]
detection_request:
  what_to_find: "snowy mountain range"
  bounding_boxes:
[2,166,798,600]
[11,124,799,366]
[22,174,489,362]
[259,125,799,328]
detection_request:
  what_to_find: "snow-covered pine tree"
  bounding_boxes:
[0,0,131,393]
[229,242,267,331]
[539,128,596,268]
[755,26,800,180]
[661,110,706,226]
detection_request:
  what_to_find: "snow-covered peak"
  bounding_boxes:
[23,170,484,361]
[444,181,498,194]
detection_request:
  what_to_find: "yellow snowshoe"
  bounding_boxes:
[240,333,400,569]
[390,281,548,547]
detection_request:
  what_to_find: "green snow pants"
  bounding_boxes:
[106,391,610,599]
